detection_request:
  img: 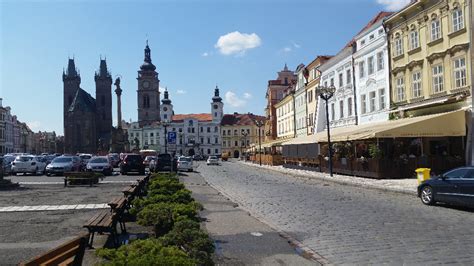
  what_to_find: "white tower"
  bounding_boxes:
[161,88,173,121]
[211,86,223,123]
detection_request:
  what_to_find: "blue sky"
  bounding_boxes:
[0,0,408,135]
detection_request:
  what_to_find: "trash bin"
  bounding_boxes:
[416,168,431,184]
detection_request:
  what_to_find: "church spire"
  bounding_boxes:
[96,58,111,79]
[140,40,156,71]
[66,58,78,77]
[162,87,171,104]
[212,85,222,103]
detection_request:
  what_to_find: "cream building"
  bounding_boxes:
[220,113,265,158]
[385,0,471,117]
[276,92,295,140]
[294,64,308,137]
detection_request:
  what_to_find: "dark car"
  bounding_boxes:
[418,166,474,206]
[150,153,177,172]
[120,154,145,175]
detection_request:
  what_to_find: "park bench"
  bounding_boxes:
[63,172,103,187]
[108,197,128,233]
[83,210,118,247]
[20,233,89,266]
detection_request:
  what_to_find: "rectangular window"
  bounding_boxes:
[359,61,365,78]
[394,38,403,56]
[412,72,422,98]
[377,51,384,71]
[432,65,444,93]
[396,77,405,102]
[361,95,367,114]
[330,78,334,87]
[452,8,464,32]
[346,69,351,84]
[431,20,441,41]
[348,98,352,116]
[215,137,218,144]
[410,30,419,50]
[369,91,376,112]
[368,56,375,75]
[207,127,210,133]
[453,57,467,88]
[339,101,344,118]
[339,73,343,87]
[379,89,386,110]
[331,103,335,121]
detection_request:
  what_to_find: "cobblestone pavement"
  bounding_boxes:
[197,161,474,265]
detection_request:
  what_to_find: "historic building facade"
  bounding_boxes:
[63,58,113,154]
[294,64,308,137]
[137,42,161,125]
[220,113,266,158]
[354,12,392,124]
[128,87,224,157]
[275,90,295,140]
[385,0,471,117]
[264,65,296,142]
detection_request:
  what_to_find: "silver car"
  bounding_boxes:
[86,156,113,175]
[45,156,82,176]
[177,156,193,172]
[206,156,219,166]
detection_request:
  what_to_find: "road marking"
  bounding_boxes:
[0,203,109,212]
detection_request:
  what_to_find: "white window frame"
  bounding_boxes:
[432,65,444,93]
[361,94,367,114]
[379,89,386,110]
[368,56,375,75]
[412,71,422,98]
[359,61,365,78]
[377,51,384,71]
[346,69,351,84]
[331,103,335,121]
[452,8,464,32]
[394,36,403,56]
[369,91,376,112]
[347,98,353,117]
[396,77,405,102]
[453,57,467,88]
[339,100,344,119]
[431,19,441,41]
[410,30,419,50]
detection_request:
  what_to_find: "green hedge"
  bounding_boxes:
[97,173,214,266]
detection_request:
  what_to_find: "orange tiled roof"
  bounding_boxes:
[171,113,212,122]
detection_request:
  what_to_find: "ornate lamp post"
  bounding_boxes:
[316,84,336,177]
[254,120,264,166]
[241,129,249,160]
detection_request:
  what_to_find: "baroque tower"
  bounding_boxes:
[95,59,113,147]
[211,86,224,123]
[62,58,81,127]
[161,88,173,121]
[137,41,160,125]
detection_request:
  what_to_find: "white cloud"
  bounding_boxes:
[27,121,41,131]
[292,41,301,49]
[176,89,186,95]
[282,47,292,53]
[243,92,252,99]
[225,91,247,107]
[215,31,262,56]
[376,0,410,11]
[201,52,209,57]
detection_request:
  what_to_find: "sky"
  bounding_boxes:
[0,0,410,135]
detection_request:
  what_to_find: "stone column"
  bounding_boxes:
[114,77,123,129]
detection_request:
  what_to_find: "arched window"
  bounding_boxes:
[143,95,150,108]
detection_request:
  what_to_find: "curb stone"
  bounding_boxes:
[238,161,418,197]
[199,167,328,265]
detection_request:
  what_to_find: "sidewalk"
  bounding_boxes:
[238,160,418,196]
[179,171,318,265]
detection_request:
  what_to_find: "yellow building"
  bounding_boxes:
[386,0,471,116]
[221,113,265,158]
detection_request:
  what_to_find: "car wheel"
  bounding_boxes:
[421,185,435,205]
[46,173,51,177]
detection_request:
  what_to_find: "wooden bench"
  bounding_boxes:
[20,233,89,266]
[108,197,128,234]
[83,210,118,247]
[63,172,101,187]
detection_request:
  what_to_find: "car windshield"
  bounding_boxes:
[52,157,72,163]
[90,158,108,163]
[209,156,217,160]
[145,156,155,160]
[158,154,171,160]
[16,156,33,162]
[179,157,191,162]
[80,155,92,160]
[126,155,142,162]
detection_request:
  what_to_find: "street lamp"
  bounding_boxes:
[241,129,249,160]
[162,120,170,154]
[254,120,264,166]
[316,84,336,177]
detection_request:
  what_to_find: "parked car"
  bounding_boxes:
[78,153,93,166]
[45,156,82,176]
[86,156,113,175]
[143,156,156,167]
[108,153,120,167]
[150,153,174,172]
[11,155,47,175]
[2,155,16,175]
[120,154,145,175]
[192,154,204,161]
[177,156,193,172]
[206,156,219,165]
[418,166,474,206]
